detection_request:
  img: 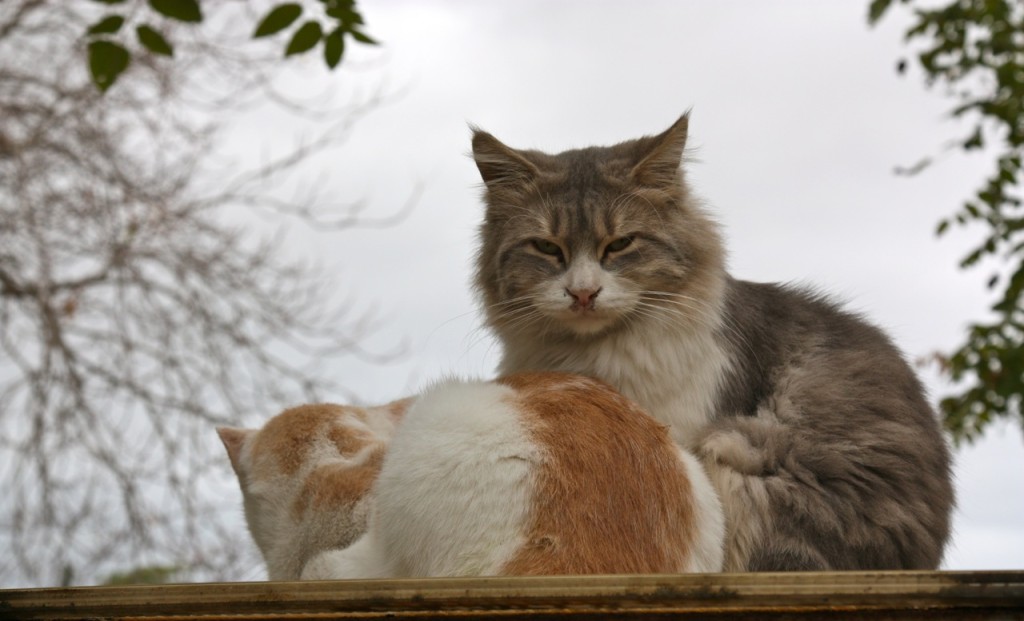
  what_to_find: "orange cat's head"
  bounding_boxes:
[217,399,409,580]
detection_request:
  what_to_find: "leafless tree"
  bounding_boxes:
[0,1,406,586]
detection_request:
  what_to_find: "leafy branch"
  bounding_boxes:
[84,0,376,92]
[870,0,1024,443]
[253,1,376,68]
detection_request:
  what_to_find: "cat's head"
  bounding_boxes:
[471,114,725,341]
[217,399,408,580]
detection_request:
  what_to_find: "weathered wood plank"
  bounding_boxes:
[2,571,1022,620]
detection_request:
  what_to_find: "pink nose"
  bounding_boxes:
[566,287,601,308]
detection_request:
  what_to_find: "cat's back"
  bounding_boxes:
[712,278,953,570]
[496,372,724,575]
[375,372,723,576]
[718,278,940,425]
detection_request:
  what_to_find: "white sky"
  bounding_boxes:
[223,1,1023,571]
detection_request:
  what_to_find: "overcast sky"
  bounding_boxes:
[221,1,1023,571]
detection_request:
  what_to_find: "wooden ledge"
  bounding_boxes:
[2,570,1023,620]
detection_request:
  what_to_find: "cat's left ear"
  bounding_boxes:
[384,396,415,424]
[629,113,690,187]
[471,128,539,189]
[217,427,252,474]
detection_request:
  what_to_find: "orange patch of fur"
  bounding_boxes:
[327,422,372,456]
[292,446,386,521]
[250,404,347,477]
[497,372,696,574]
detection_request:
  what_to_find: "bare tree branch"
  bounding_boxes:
[0,0,406,586]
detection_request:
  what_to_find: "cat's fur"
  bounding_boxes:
[218,400,409,580]
[221,372,724,579]
[471,114,955,572]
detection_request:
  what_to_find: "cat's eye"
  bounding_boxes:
[605,236,634,254]
[532,239,564,258]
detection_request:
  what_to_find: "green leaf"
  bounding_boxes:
[936,219,950,236]
[960,246,984,268]
[868,0,894,25]
[87,40,131,93]
[326,6,364,24]
[87,15,125,36]
[284,21,323,56]
[136,25,173,56]
[319,0,357,12]
[323,27,345,68]
[349,29,377,45]
[253,3,303,38]
[147,0,202,23]
[963,127,984,150]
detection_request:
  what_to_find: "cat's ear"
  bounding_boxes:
[384,397,414,424]
[217,427,252,474]
[629,113,690,187]
[471,128,539,189]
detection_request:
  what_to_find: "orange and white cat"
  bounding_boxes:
[220,372,724,580]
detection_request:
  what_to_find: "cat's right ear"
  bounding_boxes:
[470,128,539,189]
[629,113,690,188]
[217,427,252,474]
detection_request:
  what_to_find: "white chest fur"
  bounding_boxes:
[498,320,730,447]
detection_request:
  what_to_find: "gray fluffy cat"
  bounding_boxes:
[470,114,954,571]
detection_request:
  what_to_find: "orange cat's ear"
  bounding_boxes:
[385,397,415,424]
[470,128,539,188]
[217,427,252,474]
[629,112,690,188]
